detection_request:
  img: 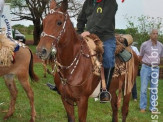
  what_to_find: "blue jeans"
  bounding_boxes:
[140,64,159,111]
[102,37,116,68]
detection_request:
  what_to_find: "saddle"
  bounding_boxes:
[113,34,133,77]
[84,34,104,98]
[84,34,104,76]
[84,34,134,97]
[0,30,26,66]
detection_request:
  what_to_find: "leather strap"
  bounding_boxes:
[101,67,107,90]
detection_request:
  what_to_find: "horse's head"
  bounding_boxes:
[36,0,68,60]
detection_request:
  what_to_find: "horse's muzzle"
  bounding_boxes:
[36,46,57,60]
[36,48,49,60]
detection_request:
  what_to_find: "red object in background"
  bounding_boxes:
[121,0,124,3]
[97,0,102,3]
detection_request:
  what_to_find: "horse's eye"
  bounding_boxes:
[57,21,62,26]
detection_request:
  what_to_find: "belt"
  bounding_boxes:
[142,62,159,67]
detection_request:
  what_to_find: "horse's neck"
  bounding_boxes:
[57,29,81,66]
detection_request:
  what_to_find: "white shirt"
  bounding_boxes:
[131,46,140,56]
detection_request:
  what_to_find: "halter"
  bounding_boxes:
[41,9,68,43]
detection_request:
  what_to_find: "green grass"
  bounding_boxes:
[25,34,33,40]
[29,45,37,53]
[0,45,163,122]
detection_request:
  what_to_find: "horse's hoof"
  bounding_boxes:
[3,116,8,120]
[3,114,13,120]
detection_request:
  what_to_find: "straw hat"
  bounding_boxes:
[121,34,133,46]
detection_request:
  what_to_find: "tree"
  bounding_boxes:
[10,0,49,45]
[124,15,163,48]
[10,0,83,45]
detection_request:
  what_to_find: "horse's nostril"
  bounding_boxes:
[42,48,47,55]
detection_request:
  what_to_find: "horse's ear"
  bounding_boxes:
[60,0,68,12]
[50,0,57,9]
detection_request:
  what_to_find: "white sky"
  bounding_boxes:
[116,0,163,29]
[12,0,163,29]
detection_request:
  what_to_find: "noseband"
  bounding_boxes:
[41,9,68,43]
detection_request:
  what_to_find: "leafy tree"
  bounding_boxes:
[5,0,11,3]
[125,15,163,48]
[27,25,34,35]
[9,0,82,45]
[10,0,49,45]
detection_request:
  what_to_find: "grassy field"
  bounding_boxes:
[0,45,163,122]
[25,34,33,40]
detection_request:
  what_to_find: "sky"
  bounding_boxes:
[11,0,163,29]
[116,0,163,29]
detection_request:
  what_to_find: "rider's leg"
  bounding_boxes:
[100,37,116,102]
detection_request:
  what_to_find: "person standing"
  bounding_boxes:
[139,29,163,113]
[131,42,140,101]
[77,0,118,102]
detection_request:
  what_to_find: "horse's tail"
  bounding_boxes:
[28,48,39,82]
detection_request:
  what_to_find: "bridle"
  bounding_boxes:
[40,9,79,74]
[41,9,68,43]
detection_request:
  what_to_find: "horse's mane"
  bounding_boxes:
[0,33,16,66]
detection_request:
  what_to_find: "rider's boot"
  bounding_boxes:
[46,83,60,94]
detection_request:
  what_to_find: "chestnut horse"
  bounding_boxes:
[36,0,139,122]
[37,0,101,121]
[110,50,140,122]
[0,38,39,121]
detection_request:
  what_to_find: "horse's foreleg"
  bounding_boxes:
[110,91,118,122]
[3,74,18,120]
[61,97,75,122]
[77,96,88,122]
[121,93,131,122]
[18,74,36,122]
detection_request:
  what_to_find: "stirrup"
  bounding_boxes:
[99,90,112,103]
